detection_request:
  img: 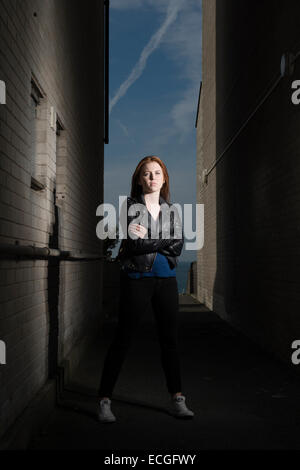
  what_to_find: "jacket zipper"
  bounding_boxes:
[147,208,158,271]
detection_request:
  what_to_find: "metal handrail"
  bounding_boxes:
[0,242,105,261]
[202,50,300,184]
[204,73,282,180]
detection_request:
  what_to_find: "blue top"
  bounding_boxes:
[123,252,176,279]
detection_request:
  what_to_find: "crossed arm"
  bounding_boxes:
[120,215,184,258]
[117,198,184,259]
[123,233,184,257]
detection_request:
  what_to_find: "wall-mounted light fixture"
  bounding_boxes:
[202,169,208,185]
[0,340,6,365]
[50,106,57,130]
[0,80,6,104]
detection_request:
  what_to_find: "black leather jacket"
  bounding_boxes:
[116,192,184,273]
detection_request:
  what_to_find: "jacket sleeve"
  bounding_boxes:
[124,224,184,257]
[157,236,184,257]
[157,218,184,257]
[157,204,184,257]
[123,237,169,255]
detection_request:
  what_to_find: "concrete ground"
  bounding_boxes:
[28,295,300,451]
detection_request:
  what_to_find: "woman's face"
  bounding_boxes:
[138,161,165,194]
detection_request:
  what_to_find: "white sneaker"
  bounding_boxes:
[98,398,116,423]
[169,395,194,419]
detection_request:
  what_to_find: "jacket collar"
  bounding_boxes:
[136,192,166,206]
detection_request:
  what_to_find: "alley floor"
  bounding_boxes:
[28,295,300,451]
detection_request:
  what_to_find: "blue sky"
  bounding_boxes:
[105,0,202,262]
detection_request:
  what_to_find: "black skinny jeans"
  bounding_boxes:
[98,273,182,397]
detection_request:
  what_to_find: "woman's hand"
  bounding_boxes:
[128,223,148,239]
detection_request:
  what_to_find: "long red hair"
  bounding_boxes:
[130,156,170,203]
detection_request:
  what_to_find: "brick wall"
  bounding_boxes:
[0,0,105,439]
[197,0,300,366]
[196,0,217,312]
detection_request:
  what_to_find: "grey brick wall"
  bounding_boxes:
[196,0,217,312]
[197,0,300,366]
[0,0,105,439]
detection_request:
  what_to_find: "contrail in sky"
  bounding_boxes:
[109,0,183,114]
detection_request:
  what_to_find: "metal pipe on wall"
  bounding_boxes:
[0,242,105,261]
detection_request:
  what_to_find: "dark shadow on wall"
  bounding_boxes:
[214,0,300,363]
[48,187,60,379]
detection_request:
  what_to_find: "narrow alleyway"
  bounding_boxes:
[26,295,300,450]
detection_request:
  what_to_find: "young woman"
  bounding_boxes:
[97,156,194,422]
